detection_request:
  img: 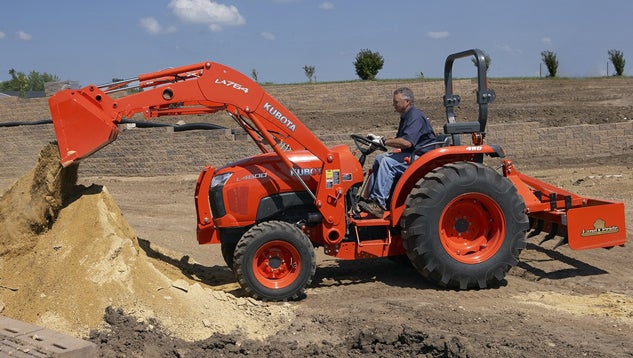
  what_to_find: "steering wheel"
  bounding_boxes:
[351,134,387,154]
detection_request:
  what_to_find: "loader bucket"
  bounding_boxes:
[49,86,119,167]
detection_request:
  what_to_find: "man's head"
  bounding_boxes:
[393,87,414,114]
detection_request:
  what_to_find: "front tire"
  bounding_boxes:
[221,242,237,269]
[401,162,528,289]
[233,221,316,301]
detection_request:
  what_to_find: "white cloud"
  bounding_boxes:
[0,31,5,39]
[16,30,32,41]
[497,44,523,55]
[140,17,177,34]
[427,31,450,39]
[542,37,552,45]
[168,0,245,32]
[260,32,276,41]
[140,17,161,34]
[319,2,334,10]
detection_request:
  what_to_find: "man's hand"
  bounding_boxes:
[367,133,385,147]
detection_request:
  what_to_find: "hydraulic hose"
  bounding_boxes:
[0,119,52,127]
[0,118,230,133]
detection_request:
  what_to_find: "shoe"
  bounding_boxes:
[358,200,384,218]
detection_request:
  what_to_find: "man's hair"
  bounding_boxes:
[394,87,414,103]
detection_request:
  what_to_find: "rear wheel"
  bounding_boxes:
[233,221,316,301]
[401,162,528,289]
[221,242,237,269]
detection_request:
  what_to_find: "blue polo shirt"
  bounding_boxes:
[396,105,436,153]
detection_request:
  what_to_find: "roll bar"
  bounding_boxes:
[443,49,496,145]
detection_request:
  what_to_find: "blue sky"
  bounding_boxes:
[1,0,632,86]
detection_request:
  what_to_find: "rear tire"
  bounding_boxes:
[401,162,528,289]
[221,242,237,269]
[233,221,316,301]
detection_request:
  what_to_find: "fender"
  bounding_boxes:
[389,144,504,225]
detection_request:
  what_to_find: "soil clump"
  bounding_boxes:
[0,143,77,258]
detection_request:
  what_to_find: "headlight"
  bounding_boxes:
[211,172,232,188]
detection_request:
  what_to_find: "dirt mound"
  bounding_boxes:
[0,144,293,341]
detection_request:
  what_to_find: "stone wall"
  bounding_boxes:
[1,89,632,187]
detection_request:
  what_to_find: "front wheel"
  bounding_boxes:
[401,162,528,289]
[221,242,237,269]
[233,221,316,301]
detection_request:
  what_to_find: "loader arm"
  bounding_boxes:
[49,61,333,165]
[49,61,349,238]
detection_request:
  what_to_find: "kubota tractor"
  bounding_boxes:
[48,49,627,301]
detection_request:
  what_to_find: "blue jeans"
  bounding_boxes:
[367,151,409,209]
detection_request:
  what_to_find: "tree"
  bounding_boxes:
[354,49,384,80]
[2,69,28,96]
[303,65,315,83]
[471,52,491,71]
[251,69,258,83]
[608,49,625,76]
[0,69,59,97]
[541,50,558,77]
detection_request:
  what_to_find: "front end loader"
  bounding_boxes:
[48,49,627,301]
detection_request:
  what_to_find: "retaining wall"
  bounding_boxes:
[1,93,632,187]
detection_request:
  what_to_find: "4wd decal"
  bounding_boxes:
[580,219,620,237]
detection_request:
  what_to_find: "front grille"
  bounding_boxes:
[208,185,226,218]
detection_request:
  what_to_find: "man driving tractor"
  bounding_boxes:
[359,87,436,218]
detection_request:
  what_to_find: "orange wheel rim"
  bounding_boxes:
[252,240,301,289]
[439,193,505,264]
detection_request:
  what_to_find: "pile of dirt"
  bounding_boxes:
[0,144,293,342]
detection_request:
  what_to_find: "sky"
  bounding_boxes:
[1,0,632,86]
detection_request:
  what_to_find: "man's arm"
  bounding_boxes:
[385,137,413,149]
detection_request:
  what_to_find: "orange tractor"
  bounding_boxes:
[49,49,627,300]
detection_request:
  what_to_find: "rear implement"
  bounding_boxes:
[503,160,626,250]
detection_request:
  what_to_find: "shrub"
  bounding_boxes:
[541,51,558,77]
[303,65,316,83]
[354,49,384,80]
[608,49,625,76]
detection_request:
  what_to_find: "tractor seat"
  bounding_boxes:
[443,121,482,146]
[408,134,451,162]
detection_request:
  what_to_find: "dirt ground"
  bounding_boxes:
[1,77,633,357]
[78,166,633,358]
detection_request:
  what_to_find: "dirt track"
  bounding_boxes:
[1,77,632,357]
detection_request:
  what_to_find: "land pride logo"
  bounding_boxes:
[581,218,620,237]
